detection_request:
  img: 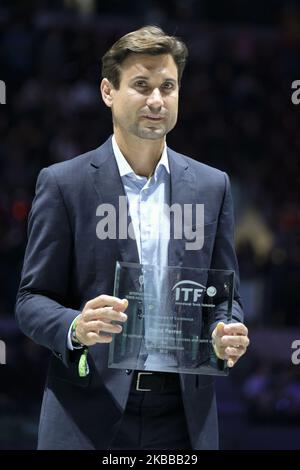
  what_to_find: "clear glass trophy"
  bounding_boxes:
[108,261,235,376]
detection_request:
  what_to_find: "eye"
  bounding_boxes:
[134,80,148,88]
[162,82,175,90]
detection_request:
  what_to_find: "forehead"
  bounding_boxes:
[120,53,178,81]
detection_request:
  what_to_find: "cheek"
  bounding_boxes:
[169,102,178,121]
[168,96,178,112]
[126,90,144,105]
[113,99,131,118]
[117,92,143,114]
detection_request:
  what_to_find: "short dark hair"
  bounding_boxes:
[101,25,188,89]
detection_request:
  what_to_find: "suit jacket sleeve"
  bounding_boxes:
[15,167,80,367]
[210,172,244,331]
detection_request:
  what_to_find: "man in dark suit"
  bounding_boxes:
[15,25,249,450]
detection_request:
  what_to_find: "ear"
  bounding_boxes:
[100,78,114,108]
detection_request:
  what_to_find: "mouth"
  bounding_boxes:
[141,115,164,122]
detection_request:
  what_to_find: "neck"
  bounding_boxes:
[114,129,165,178]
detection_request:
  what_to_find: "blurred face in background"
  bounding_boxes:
[102,53,179,141]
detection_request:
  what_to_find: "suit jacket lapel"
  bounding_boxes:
[88,136,140,264]
[167,148,195,267]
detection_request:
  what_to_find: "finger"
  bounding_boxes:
[227,357,238,368]
[83,307,128,322]
[223,322,248,336]
[227,356,239,367]
[86,331,113,344]
[225,346,245,357]
[213,322,226,338]
[98,307,128,323]
[97,321,123,335]
[84,320,123,334]
[85,332,100,344]
[221,335,249,348]
[85,295,128,311]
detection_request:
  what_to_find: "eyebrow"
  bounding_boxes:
[130,75,177,83]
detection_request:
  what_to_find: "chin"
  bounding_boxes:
[138,128,166,140]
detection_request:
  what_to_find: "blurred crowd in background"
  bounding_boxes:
[0,0,300,449]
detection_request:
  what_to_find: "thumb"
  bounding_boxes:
[214,322,226,338]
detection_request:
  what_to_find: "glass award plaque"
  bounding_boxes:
[108,262,235,376]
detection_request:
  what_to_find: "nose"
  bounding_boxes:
[146,88,163,111]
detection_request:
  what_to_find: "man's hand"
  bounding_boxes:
[211,322,249,368]
[75,295,128,346]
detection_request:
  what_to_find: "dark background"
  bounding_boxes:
[0,0,300,449]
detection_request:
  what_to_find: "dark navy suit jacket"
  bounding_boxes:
[15,136,243,449]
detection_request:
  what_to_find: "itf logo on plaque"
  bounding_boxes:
[173,280,206,304]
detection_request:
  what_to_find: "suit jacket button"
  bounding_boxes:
[126,369,132,375]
